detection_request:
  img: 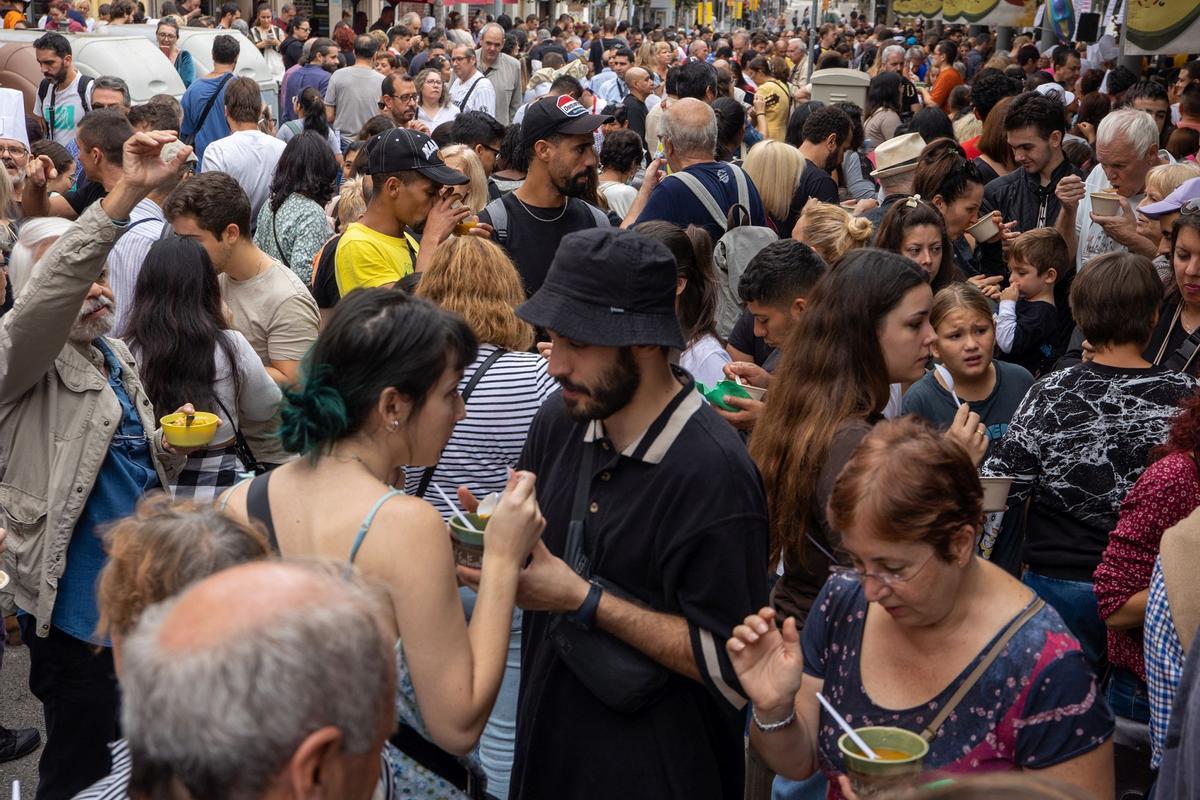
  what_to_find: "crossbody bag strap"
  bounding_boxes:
[272,210,289,269]
[213,395,264,475]
[193,73,234,137]
[670,171,729,232]
[562,438,598,576]
[415,347,508,498]
[920,598,1045,743]
[456,74,482,111]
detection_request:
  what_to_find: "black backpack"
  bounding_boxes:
[310,233,343,309]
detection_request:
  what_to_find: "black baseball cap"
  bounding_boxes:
[365,128,468,185]
[521,94,612,148]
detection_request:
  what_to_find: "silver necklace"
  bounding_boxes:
[513,192,569,222]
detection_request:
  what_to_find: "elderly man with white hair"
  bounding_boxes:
[1055,106,1173,270]
[449,44,496,117]
[626,97,768,241]
[0,88,29,214]
[476,22,521,125]
[119,561,397,800]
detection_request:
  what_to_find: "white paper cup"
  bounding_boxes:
[741,384,767,401]
[980,476,1014,513]
[0,570,8,591]
[1091,193,1122,217]
[966,215,1000,243]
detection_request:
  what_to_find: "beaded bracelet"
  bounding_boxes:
[751,707,797,733]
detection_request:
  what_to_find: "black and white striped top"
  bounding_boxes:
[71,739,400,799]
[405,344,556,515]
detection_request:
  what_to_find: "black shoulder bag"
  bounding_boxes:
[213,396,269,476]
[414,347,508,498]
[546,441,670,714]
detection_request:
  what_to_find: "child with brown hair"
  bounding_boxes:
[996,227,1067,375]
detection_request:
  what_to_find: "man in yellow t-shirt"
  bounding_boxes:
[335,128,470,295]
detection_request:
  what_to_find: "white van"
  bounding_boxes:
[0,30,184,109]
[121,25,278,119]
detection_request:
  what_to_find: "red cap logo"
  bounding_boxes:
[556,95,587,117]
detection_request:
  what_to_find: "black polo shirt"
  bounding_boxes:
[510,372,769,800]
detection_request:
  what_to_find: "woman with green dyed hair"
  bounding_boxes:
[220,288,547,794]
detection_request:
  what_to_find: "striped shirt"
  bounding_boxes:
[405,344,556,513]
[72,738,400,799]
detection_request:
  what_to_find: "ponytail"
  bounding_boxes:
[298,86,330,140]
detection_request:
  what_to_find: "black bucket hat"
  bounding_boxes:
[516,228,685,349]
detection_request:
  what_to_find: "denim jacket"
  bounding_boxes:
[0,203,181,635]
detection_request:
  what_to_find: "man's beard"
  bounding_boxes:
[552,167,591,199]
[559,346,641,422]
[69,295,115,343]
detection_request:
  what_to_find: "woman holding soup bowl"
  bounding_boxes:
[728,418,1114,800]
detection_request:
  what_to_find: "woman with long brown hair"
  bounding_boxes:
[749,249,985,626]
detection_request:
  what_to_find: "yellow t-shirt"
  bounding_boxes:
[334,221,419,296]
[756,80,790,142]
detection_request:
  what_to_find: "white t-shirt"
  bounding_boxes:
[679,333,732,387]
[418,104,459,130]
[201,130,288,227]
[598,180,637,220]
[33,72,96,149]
[449,71,496,116]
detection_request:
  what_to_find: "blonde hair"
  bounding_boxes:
[636,40,658,70]
[1145,162,1200,201]
[96,496,269,640]
[439,144,489,213]
[416,236,535,351]
[794,201,872,265]
[335,176,369,231]
[743,139,804,224]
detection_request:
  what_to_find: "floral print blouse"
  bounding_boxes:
[254,193,333,285]
[801,575,1113,799]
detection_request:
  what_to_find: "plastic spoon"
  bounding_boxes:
[933,363,962,408]
[13,779,20,800]
[432,483,479,532]
[816,692,880,760]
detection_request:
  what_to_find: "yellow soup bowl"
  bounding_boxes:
[160,411,220,447]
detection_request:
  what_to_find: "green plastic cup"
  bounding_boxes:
[837,727,929,797]
[448,513,487,568]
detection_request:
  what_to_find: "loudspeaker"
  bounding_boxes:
[1076,13,1101,44]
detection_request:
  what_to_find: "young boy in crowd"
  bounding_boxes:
[720,240,827,432]
[996,228,1064,376]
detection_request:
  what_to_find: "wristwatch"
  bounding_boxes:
[566,580,603,630]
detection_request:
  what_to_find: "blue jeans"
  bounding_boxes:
[460,587,521,800]
[1022,571,1107,672]
[1105,666,1151,724]
[772,772,828,800]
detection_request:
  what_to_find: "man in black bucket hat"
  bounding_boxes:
[457,226,769,799]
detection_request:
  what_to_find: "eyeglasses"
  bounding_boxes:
[157,32,177,40]
[828,548,937,588]
[393,92,418,103]
[450,55,470,62]
[480,143,500,155]
[1183,199,1200,217]
[0,145,27,157]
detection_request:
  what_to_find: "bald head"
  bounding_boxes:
[121,561,395,800]
[626,66,653,99]
[156,561,353,651]
[661,97,717,163]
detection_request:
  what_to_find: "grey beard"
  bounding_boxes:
[68,297,116,344]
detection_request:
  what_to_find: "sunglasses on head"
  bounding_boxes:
[1182,199,1200,217]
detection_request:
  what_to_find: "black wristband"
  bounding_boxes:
[566,580,603,630]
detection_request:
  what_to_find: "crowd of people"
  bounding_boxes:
[4,5,1200,800]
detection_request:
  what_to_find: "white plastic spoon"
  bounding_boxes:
[816,692,880,760]
[432,483,479,532]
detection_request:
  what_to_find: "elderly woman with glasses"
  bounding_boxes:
[156,18,194,86]
[728,416,1115,800]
